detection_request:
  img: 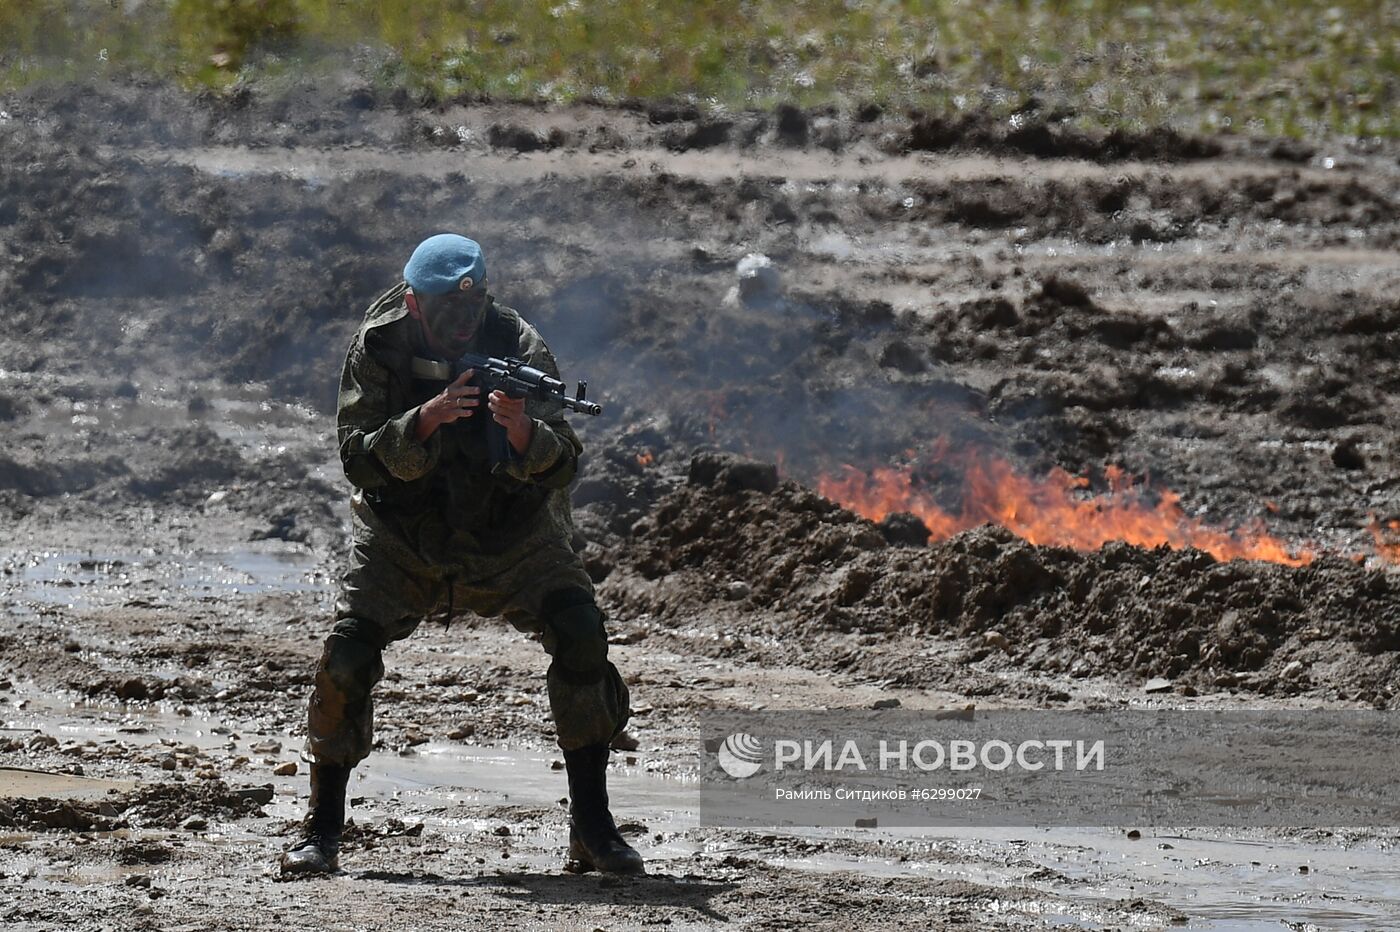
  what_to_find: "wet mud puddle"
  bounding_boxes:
[3,546,331,610]
[4,694,1397,929]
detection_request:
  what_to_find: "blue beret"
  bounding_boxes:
[403,234,486,296]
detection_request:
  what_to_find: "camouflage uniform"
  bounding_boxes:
[307,282,629,765]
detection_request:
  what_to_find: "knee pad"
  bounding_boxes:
[548,659,630,750]
[320,632,385,693]
[542,588,608,676]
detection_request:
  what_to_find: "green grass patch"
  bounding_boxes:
[1,0,1396,140]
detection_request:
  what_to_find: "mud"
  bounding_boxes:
[0,777,269,833]
[606,455,1400,703]
[2,79,1400,929]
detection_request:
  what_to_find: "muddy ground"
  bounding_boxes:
[2,78,1400,930]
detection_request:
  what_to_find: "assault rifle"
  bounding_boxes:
[453,352,602,467]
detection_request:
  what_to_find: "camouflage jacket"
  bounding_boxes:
[337,282,582,564]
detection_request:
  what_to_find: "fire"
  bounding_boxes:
[817,447,1314,566]
[635,450,655,467]
[1367,515,1400,563]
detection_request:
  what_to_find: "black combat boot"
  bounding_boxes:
[563,744,644,875]
[279,763,350,875]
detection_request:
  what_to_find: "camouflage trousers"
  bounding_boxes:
[305,509,628,766]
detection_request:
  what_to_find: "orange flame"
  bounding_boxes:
[636,451,655,467]
[817,448,1314,566]
[1367,515,1400,564]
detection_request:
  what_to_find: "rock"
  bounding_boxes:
[724,460,779,493]
[181,816,207,831]
[689,452,780,494]
[736,253,782,306]
[663,117,733,151]
[233,784,274,805]
[878,339,928,373]
[878,512,931,547]
[159,756,177,771]
[487,123,550,152]
[550,759,564,771]
[1039,275,1095,309]
[447,724,475,740]
[933,704,976,722]
[250,740,282,754]
[725,581,751,600]
[855,102,884,122]
[687,451,728,486]
[1144,677,1173,694]
[983,630,1011,652]
[1281,660,1305,678]
[871,698,901,710]
[493,824,511,836]
[774,103,808,146]
[249,511,304,543]
[116,678,149,701]
[1331,438,1365,470]
[273,762,297,776]
[1126,829,1141,839]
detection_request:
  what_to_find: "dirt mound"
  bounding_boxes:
[3,78,1253,165]
[902,111,1223,161]
[0,779,272,833]
[603,453,1400,705]
[121,779,272,828]
[2,82,1398,707]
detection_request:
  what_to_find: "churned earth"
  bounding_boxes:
[2,79,1400,930]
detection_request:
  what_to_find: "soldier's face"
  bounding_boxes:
[417,277,489,354]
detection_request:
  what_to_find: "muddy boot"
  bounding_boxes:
[563,744,644,875]
[279,763,350,876]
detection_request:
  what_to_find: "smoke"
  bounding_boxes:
[3,80,1397,560]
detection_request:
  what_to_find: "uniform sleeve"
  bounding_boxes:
[336,337,442,487]
[499,325,583,489]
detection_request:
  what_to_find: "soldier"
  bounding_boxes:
[280,234,642,876]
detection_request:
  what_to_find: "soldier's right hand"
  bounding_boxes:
[415,369,479,440]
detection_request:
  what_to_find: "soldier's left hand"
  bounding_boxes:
[488,390,535,455]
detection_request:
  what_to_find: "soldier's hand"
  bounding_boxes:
[488,390,535,454]
[415,370,479,442]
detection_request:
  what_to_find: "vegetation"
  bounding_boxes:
[1,0,1396,139]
